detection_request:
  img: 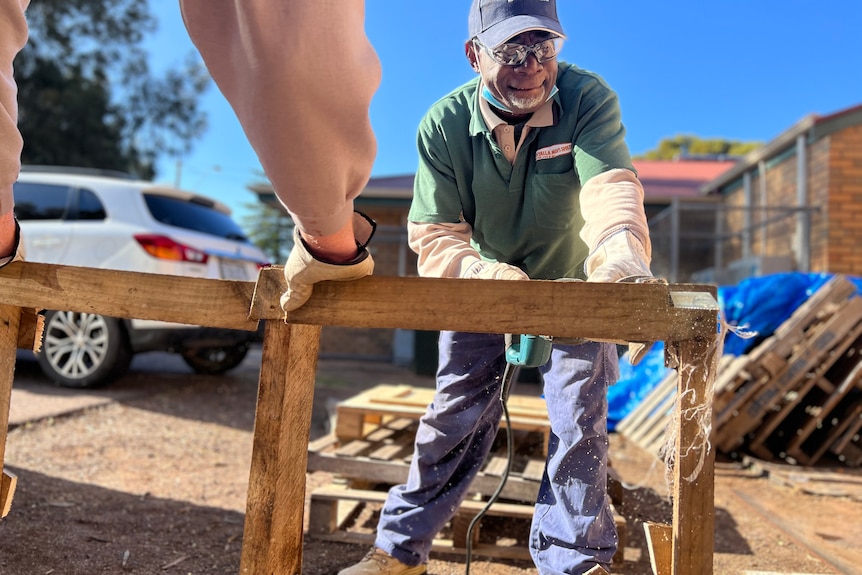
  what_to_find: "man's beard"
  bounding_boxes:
[505,90,545,114]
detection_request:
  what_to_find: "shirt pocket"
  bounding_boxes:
[530,171,582,230]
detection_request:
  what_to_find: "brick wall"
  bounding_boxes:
[826,125,862,274]
[808,137,832,272]
[719,128,848,275]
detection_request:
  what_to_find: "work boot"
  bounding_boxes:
[337,547,426,575]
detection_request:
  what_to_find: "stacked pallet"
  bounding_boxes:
[307,383,626,563]
[619,275,862,468]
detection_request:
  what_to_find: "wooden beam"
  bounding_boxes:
[0,261,258,331]
[251,269,718,343]
[240,321,321,575]
[668,337,717,575]
[1,470,16,518]
[644,521,672,575]
[0,304,21,518]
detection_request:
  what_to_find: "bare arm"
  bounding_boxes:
[179,0,381,260]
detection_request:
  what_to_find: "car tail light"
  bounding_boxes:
[133,234,208,263]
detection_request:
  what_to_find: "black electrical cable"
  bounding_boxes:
[464,361,517,575]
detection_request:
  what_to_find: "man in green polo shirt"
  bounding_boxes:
[339,1,652,574]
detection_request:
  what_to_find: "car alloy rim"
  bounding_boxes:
[43,312,110,380]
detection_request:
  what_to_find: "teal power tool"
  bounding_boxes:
[499,333,553,402]
[464,333,553,574]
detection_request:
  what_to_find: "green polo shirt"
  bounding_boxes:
[409,61,635,280]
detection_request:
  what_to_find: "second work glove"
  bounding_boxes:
[280,212,376,313]
[585,228,651,283]
[586,229,661,365]
[464,261,530,281]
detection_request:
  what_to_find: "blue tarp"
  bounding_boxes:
[607,272,862,430]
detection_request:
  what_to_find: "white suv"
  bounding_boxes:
[14,167,270,388]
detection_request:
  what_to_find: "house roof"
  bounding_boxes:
[633,159,737,202]
[701,102,862,194]
[249,160,739,208]
[359,160,737,203]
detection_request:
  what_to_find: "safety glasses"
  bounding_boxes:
[474,37,562,66]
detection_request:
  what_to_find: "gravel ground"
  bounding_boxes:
[1,351,860,574]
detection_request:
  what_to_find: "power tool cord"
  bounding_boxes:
[464,361,517,575]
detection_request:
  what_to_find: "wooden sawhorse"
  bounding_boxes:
[0,262,720,575]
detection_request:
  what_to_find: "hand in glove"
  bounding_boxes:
[465,261,530,281]
[280,212,376,312]
[585,228,651,283]
[586,229,662,365]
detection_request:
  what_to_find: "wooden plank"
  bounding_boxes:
[313,485,536,519]
[617,372,677,437]
[335,440,372,458]
[308,441,543,502]
[522,459,546,482]
[668,337,716,575]
[240,321,321,575]
[341,384,547,422]
[251,268,719,343]
[17,307,44,351]
[830,412,862,467]
[1,470,16,518]
[336,384,552,453]
[643,521,672,575]
[0,303,21,519]
[0,261,258,331]
[368,443,409,462]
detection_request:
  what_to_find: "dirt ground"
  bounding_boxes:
[1,349,861,575]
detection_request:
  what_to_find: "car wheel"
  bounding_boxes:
[181,344,249,375]
[36,311,133,388]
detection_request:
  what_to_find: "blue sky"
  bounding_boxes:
[147,1,862,225]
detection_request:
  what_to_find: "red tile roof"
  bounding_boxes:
[633,159,737,201]
[360,160,738,203]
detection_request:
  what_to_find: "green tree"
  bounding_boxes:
[241,201,294,265]
[15,0,210,179]
[635,135,762,161]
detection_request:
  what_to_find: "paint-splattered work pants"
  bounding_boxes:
[375,331,619,575]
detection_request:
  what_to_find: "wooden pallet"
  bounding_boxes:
[619,275,862,469]
[716,293,862,453]
[712,275,858,424]
[307,483,627,565]
[308,384,628,565]
[335,384,552,455]
[308,420,550,503]
[746,318,862,461]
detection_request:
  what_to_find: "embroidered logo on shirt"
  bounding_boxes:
[536,143,572,161]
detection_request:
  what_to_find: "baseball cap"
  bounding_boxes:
[468,0,566,48]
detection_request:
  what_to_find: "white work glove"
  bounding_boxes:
[464,261,530,281]
[586,229,660,365]
[585,229,651,283]
[280,212,376,312]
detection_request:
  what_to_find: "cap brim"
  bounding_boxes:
[476,15,565,48]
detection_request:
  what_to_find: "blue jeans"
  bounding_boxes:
[375,331,619,575]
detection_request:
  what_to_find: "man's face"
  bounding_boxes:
[467,30,559,118]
